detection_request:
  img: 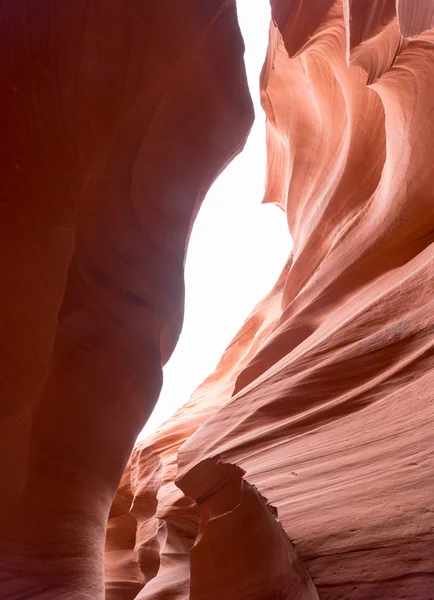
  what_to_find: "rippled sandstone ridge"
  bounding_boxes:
[1,0,433,599]
[106,1,434,599]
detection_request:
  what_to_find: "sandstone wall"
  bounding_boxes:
[0,2,252,598]
[106,2,434,599]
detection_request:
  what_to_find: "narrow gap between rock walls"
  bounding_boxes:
[137,0,292,441]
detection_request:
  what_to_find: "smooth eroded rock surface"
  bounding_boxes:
[108,1,434,599]
[0,2,252,598]
[2,0,434,598]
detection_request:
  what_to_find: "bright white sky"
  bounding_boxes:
[138,0,290,440]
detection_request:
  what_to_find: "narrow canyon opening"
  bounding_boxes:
[138,0,291,440]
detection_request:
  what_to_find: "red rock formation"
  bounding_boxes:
[3,0,434,597]
[0,2,252,598]
[107,1,434,599]
[105,263,319,599]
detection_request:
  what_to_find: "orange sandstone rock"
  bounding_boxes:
[105,263,297,599]
[2,0,434,597]
[108,1,434,599]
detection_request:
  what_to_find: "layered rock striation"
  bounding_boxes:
[1,0,433,598]
[107,1,434,599]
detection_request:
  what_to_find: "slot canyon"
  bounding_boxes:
[1,1,433,599]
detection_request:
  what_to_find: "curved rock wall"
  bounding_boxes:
[105,262,294,598]
[0,2,252,598]
[107,1,434,599]
[2,0,433,597]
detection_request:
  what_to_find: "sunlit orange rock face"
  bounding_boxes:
[0,2,252,598]
[106,1,434,599]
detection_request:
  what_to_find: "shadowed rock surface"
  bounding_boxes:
[0,2,252,598]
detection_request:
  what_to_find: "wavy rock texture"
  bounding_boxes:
[105,263,319,599]
[104,264,288,598]
[108,1,434,599]
[0,2,252,598]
